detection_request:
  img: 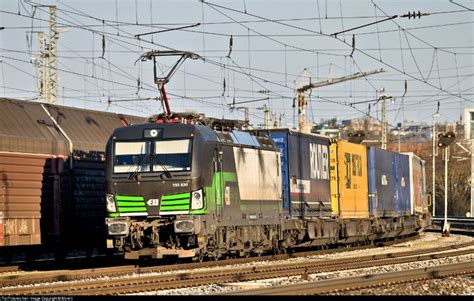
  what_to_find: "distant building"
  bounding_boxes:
[312,117,341,138]
[464,108,474,140]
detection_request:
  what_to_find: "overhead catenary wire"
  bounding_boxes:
[2,1,471,124]
[202,1,473,105]
[47,1,289,102]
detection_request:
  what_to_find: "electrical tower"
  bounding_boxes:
[380,88,387,150]
[36,32,46,102]
[379,88,394,150]
[35,6,58,104]
[48,6,58,104]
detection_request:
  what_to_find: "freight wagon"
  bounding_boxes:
[0,98,144,260]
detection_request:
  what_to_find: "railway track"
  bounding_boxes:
[1,239,472,295]
[227,261,474,295]
[0,265,20,274]
[0,234,420,285]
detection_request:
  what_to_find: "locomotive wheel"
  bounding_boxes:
[242,250,251,258]
[194,253,205,263]
[278,245,287,255]
[213,251,221,261]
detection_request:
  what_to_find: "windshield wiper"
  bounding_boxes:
[128,154,150,181]
[154,157,172,179]
[161,164,172,179]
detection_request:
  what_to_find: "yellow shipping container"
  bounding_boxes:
[330,140,369,218]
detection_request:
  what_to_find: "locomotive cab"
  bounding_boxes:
[105,122,218,259]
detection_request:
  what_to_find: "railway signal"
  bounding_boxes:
[437,131,456,236]
[437,132,455,148]
[348,130,365,144]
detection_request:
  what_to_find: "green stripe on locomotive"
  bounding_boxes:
[108,195,147,217]
[199,171,237,214]
[160,192,191,212]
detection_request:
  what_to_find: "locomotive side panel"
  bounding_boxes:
[233,148,281,202]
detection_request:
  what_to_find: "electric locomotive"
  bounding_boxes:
[105,119,283,260]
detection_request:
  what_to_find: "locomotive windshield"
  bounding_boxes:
[113,139,192,174]
[153,139,192,171]
[113,141,150,173]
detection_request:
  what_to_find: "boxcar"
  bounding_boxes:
[0,97,144,257]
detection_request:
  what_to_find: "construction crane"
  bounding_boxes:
[295,68,386,133]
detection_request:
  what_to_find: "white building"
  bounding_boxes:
[464,108,474,140]
[464,108,474,217]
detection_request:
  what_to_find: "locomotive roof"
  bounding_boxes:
[111,122,277,150]
[111,122,218,141]
[251,127,331,141]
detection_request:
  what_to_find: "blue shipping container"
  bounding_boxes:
[368,148,411,217]
[259,129,331,219]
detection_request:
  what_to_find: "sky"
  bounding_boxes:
[0,0,473,129]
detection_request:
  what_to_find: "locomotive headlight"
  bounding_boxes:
[174,219,195,233]
[190,189,203,210]
[106,194,117,213]
[106,218,129,236]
